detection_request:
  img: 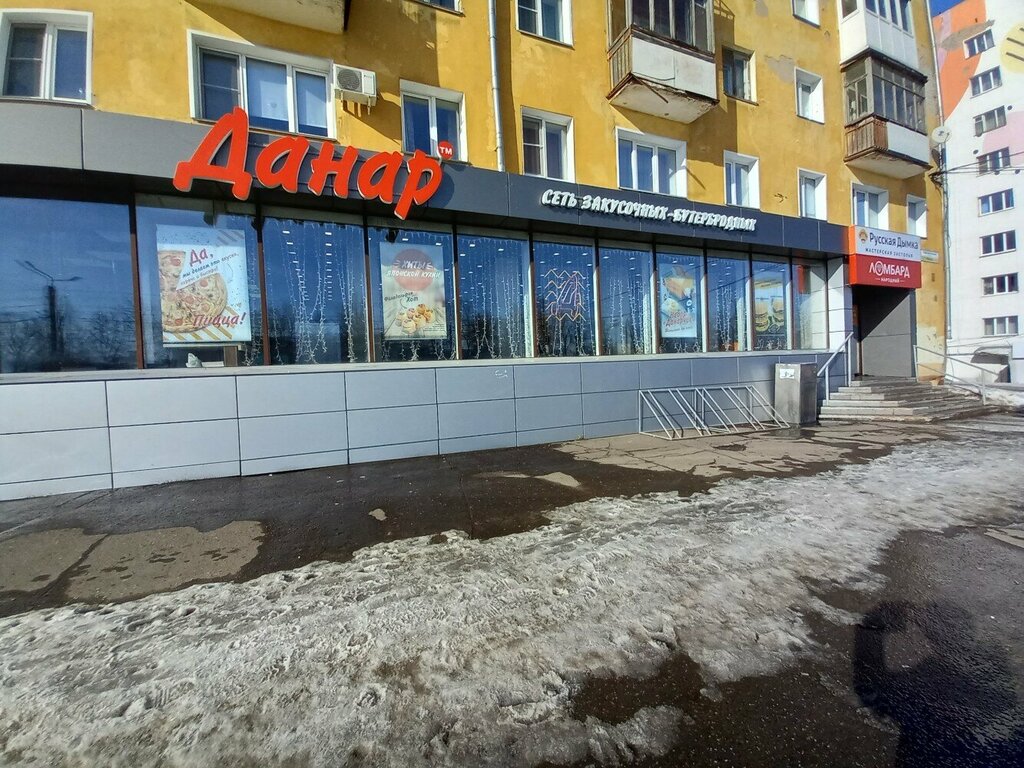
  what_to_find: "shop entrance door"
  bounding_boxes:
[851,286,915,378]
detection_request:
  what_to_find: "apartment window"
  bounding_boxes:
[518,0,570,43]
[867,0,912,33]
[853,184,888,228]
[401,82,464,160]
[981,231,1016,256]
[522,110,571,180]
[843,57,925,132]
[723,48,752,100]
[194,37,331,137]
[983,274,1018,295]
[420,0,458,9]
[841,0,857,16]
[983,316,1018,336]
[626,0,712,53]
[1,12,89,101]
[965,29,994,57]
[793,0,819,25]
[724,152,758,208]
[978,147,1011,175]
[974,106,1007,136]
[971,67,1002,96]
[907,196,926,237]
[795,69,823,122]
[617,131,684,196]
[980,189,1014,215]
[798,170,826,220]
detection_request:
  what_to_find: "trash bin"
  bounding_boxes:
[774,363,818,425]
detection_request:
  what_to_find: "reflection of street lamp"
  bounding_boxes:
[17,260,81,361]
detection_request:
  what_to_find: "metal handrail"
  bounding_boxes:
[817,332,855,401]
[913,344,991,405]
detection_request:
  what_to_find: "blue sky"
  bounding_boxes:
[930,0,961,16]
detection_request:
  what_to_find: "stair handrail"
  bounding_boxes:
[817,332,855,401]
[912,344,990,406]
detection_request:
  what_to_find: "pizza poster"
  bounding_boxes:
[156,225,252,345]
[658,261,699,339]
[379,242,447,340]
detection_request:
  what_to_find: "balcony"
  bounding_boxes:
[608,27,718,123]
[198,0,349,32]
[845,116,930,179]
[839,3,920,73]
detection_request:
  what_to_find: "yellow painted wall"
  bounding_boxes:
[0,0,946,345]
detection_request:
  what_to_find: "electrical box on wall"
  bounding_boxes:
[334,65,377,107]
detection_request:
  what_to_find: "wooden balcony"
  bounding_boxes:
[845,116,931,179]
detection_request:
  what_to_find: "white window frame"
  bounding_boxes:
[979,189,1014,216]
[964,29,994,57]
[983,316,1018,336]
[864,0,913,35]
[793,0,820,25]
[978,147,1011,175]
[724,151,759,208]
[516,0,572,45]
[982,274,1019,296]
[852,183,889,229]
[974,106,1007,136]
[188,31,334,138]
[400,79,468,161]
[419,0,462,10]
[798,169,827,220]
[615,128,686,197]
[0,10,92,104]
[906,195,926,237]
[794,68,824,123]
[970,67,1002,97]
[981,231,1017,256]
[521,107,574,181]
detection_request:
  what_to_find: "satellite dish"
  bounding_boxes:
[931,125,951,145]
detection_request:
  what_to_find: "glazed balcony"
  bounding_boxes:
[199,0,350,32]
[838,0,920,73]
[845,116,930,179]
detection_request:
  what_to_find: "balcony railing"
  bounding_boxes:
[845,116,889,158]
[844,115,931,179]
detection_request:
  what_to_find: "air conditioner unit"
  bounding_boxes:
[334,65,377,106]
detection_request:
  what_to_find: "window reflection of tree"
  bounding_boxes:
[457,235,529,360]
[534,242,595,357]
[708,256,749,352]
[600,248,652,356]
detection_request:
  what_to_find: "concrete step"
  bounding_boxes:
[837,384,939,396]
[824,396,976,409]
[844,377,919,388]
[819,404,1000,423]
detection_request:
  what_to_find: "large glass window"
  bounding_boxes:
[136,197,262,369]
[534,240,596,357]
[751,259,790,351]
[656,250,704,354]
[600,246,653,355]
[707,253,749,352]
[0,197,135,373]
[368,223,457,362]
[793,261,827,349]
[2,19,87,101]
[262,214,369,365]
[457,232,531,359]
[843,57,925,133]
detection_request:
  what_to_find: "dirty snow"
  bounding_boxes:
[1,430,1023,767]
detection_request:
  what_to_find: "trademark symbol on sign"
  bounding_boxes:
[437,141,455,161]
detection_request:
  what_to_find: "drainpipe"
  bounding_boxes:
[487,0,506,172]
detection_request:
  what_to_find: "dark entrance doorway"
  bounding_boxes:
[852,286,915,378]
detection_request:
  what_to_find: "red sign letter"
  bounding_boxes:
[172,107,253,199]
[394,150,443,220]
[308,142,359,197]
[254,136,310,194]
[356,151,404,205]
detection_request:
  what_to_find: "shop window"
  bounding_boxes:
[600,246,653,355]
[723,48,753,101]
[979,189,1014,215]
[843,57,925,133]
[617,0,712,53]
[977,147,1011,175]
[656,250,704,354]
[136,196,263,369]
[793,261,828,350]
[1,11,89,102]
[793,0,819,25]
[970,67,1002,96]
[798,170,826,220]
[707,253,749,352]
[457,232,532,359]
[964,29,994,57]
[724,152,759,208]
[617,130,685,196]
[518,0,571,44]
[853,184,888,228]
[522,109,572,180]
[982,274,1018,296]
[752,259,790,351]
[367,222,457,362]
[906,196,926,237]
[401,81,464,161]
[974,106,1007,136]
[0,197,135,373]
[981,231,1016,256]
[534,240,596,357]
[262,214,369,365]
[192,35,331,137]
[983,316,1018,337]
[795,69,823,122]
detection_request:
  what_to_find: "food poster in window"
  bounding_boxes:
[156,225,252,345]
[658,262,699,339]
[380,242,448,340]
[753,272,787,348]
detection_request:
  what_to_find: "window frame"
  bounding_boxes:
[964,29,995,57]
[983,316,1018,337]
[982,273,1019,296]
[188,31,334,139]
[723,151,760,208]
[864,0,913,34]
[521,107,574,181]
[400,79,468,161]
[412,0,462,11]
[794,68,824,123]
[793,0,820,25]
[980,230,1017,256]
[979,189,1014,216]
[843,56,926,133]
[797,169,827,221]
[722,46,754,102]
[906,195,926,237]
[852,183,889,229]
[624,0,715,54]
[974,106,1007,136]
[615,127,686,197]
[517,0,573,45]
[0,9,92,104]
[970,67,1002,97]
